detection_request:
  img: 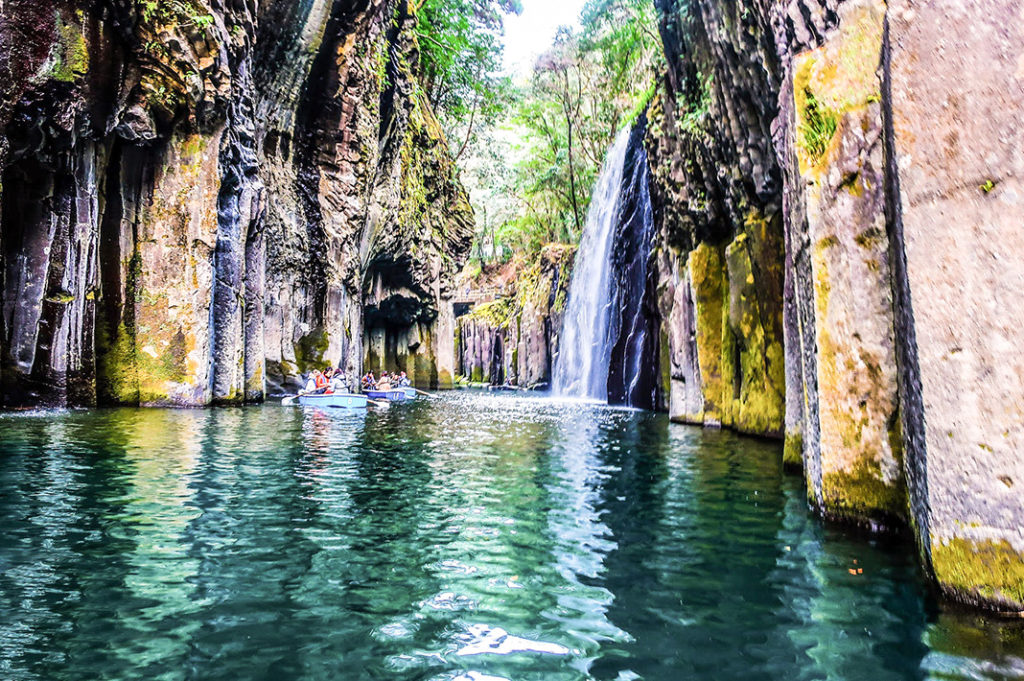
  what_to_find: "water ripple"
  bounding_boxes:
[0,396,1022,680]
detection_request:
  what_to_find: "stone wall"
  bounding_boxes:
[456,244,575,388]
[0,0,472,406]
[647,0,1024,611]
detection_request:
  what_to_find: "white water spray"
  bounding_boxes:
[552,128,631,400]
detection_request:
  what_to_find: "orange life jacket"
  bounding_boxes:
[314,373,328,389]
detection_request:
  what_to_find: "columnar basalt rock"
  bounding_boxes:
[455,244,575,389]
[0,0,472,405]
[885,0,1024,612]
[646,0,1024,610]
[645,0,786,438]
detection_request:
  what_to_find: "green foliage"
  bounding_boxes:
[415,0,521,147]
[680,72,713,134]
[798,88,838,163]
[137,0,214,31]
[458,0,663,262]
[626,80,659,128]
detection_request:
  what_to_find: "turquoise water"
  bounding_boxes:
[1,393,1022,680]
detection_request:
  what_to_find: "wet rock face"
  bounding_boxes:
[0,0,472,405]
[456,245,575,389]
[607,121,661,410]
[649,0,1024,609]
[646,0,786,437]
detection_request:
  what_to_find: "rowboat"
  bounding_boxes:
[297,393,369,409]
[365,389,409,402]
[400,387,418,399]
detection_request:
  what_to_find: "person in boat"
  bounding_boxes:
[377,372,393,391]
[305,369,329,395]
[361,372,376,391]
[330,369,349,394]
[398,371,411,387]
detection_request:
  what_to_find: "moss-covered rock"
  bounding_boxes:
[932,537,1024,613]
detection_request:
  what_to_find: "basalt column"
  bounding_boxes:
[358,4,474,390]
[781,0,907,530]
[646,0,786,437]
[886,0,1024,612]
[0,0,474,406]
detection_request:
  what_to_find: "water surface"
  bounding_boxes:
[1,394,1023,680]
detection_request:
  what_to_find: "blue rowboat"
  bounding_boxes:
[400,387,417,399]
[365,389,408,402]
[298,393,369,409]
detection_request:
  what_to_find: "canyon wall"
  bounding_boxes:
[647,0,1024,612]
[0,0,472,407]
[456,244,574,388]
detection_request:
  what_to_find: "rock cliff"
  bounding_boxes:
[0,0,472,407]
[646,0,1024,612]
[456,244,574,388]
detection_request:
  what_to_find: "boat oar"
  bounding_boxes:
[282,394,302,405]
[415,388,436,398]
[367,399,390,408]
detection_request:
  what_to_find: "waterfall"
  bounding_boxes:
[552,128,632,400]
[607,122,659,409]
[554,121,659,409]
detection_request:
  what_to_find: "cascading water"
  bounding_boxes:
[554,120,660,408]
[552,128,632,400]
[607,121,659,410]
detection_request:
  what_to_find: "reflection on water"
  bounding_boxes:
[1,394,1023,681]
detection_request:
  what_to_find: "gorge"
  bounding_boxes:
[0,0,472,410]
[2,0,1024,628]
[456,0,1024,615]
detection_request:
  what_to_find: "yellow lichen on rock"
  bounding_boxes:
[932,537,1024,611]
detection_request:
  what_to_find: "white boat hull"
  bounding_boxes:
[297,393,369,409]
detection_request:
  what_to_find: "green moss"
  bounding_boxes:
[437,369,453,390]
[96,321,140,405]
[932,537,1024,609]
[467,298,512,329]
[688,244,726,419]
[822,460,906,521]
[294,328,330,373]
[719,303,737,429]
[659,327,671,406]
[724,235,785,436]
[887,411,904,472]
[129,327,189,404]
[51,13,90,83]
[46,291,76,304]
[471,366,484,383]
[784,430,804,468]
[414,349,436,388]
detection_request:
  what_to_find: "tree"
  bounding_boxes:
[453,0,664,263]
[414,0,522,158]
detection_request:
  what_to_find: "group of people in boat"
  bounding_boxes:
[303,367,350,395]
[361,370,411,392]
[302,367,412,396]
